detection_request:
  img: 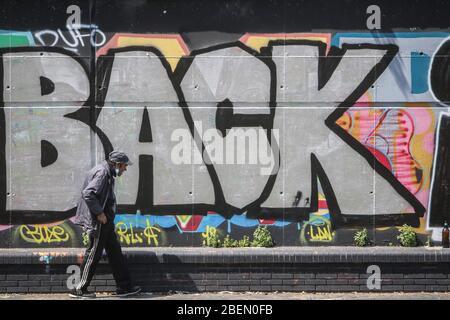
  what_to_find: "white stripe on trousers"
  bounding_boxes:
[76,224,102,291]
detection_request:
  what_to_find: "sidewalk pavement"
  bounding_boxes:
[1,291,450,300]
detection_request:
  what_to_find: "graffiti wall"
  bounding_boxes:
[0,0,450,247]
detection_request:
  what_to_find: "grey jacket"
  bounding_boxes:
[74,161,115,233]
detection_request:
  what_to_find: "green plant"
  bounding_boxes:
[397,224,417,247]
[82,232,89,246]
[251,226,275,247]
[426,235,434,247]
[223,234,238,248]
[202,226,222,248]
[354,228,370,247]
[238,235,252,247]
[202,226,275,248]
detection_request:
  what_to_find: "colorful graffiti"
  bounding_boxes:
[299,195,336,244]
[115,219,162,246]
[0,1,449,246]
[10,222,78,247]
[19,225,70,244]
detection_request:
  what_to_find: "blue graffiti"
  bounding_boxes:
[114,212,292,234]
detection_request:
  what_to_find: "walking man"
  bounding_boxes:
[70,151,141,298]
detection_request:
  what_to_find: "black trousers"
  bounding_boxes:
[76,221,131,291]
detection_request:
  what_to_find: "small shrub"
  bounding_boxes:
[354,228,370,247]
[238,235,252,247]
[202,227,222,248]
[202,226,275,248]
[223,234,238,248]
[82,232,89,246]
[397,224,417,247]
[252,225,275,247]
[426,235,434,247]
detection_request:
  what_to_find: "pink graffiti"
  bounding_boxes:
[345,106,423,195]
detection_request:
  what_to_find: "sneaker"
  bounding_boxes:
[114,286,142,297]
[69,289,96,299]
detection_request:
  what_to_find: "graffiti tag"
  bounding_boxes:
[115,219,161,246]
[19,225,70,244]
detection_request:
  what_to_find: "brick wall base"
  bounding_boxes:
[1,247,450,293]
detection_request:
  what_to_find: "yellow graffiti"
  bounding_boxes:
[97,33,189,71]
[143,220,161,246]
[299,213,336,244]
[201,225,218,240]
[19,225,70,244]
[241,33,331,53]
[115,219,161,246]
[308,224,334,242]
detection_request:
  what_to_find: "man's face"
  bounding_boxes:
[117,163,128,176]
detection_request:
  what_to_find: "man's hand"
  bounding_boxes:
[97,212,107,224]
